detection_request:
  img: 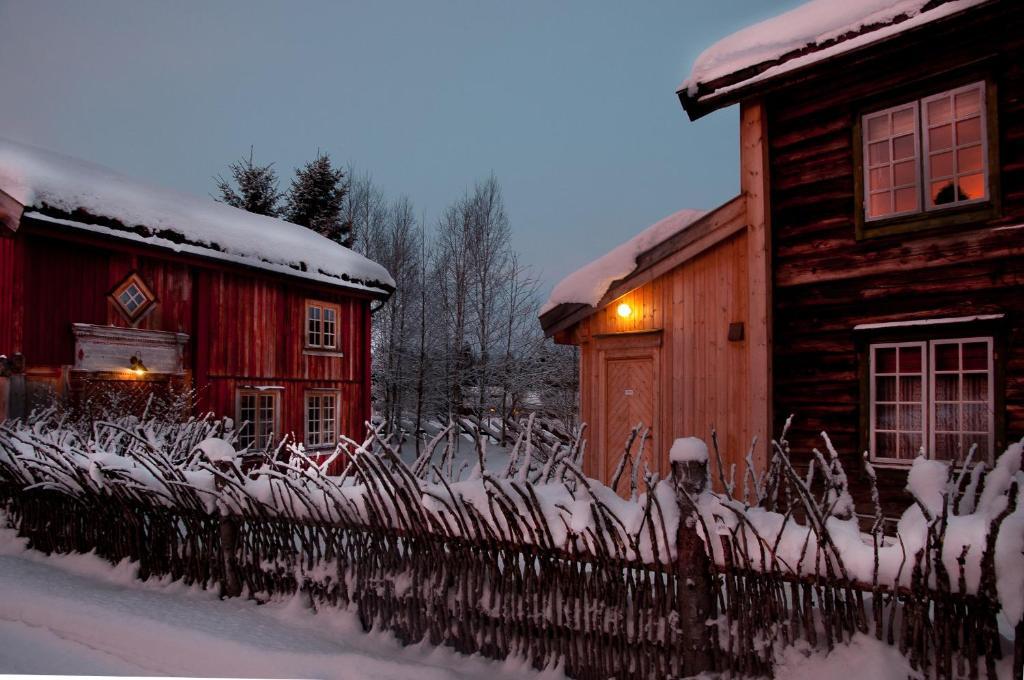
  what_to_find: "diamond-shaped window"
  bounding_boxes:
[110,273,156,322]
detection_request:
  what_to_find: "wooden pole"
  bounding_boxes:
[214,461,242,599]
[672,455,716,675]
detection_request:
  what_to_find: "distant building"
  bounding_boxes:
[0,138,393,465]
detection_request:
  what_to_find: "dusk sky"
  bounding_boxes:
[0,0,801,299]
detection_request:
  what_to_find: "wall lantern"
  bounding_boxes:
[129,355,148,375]
[616,303,632,319]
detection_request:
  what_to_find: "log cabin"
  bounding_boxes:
[678,0,1024,513]
[0,138,394,466]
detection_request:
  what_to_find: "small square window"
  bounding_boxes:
[305,300,341,349]
[110,273,156,322]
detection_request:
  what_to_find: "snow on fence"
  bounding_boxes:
[0,411,1021,679]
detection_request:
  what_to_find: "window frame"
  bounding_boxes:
[868,341,928,465]
[920,82,989,212]
[304,300,341,351]
[865,334,997,467]
[235,388,281,452]
[304,390,339,450]
[928,336,994,463]
[109,272,158,324]
[853,74,1000,240]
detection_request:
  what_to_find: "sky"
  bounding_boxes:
[0,0,803,300]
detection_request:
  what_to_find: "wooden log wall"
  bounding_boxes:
[766,5,1024,511]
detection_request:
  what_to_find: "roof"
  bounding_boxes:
[0,137,394,296]
[679,0,992,119]
[539,195,746,338]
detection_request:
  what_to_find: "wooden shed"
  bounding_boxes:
[0,138,393,466]
[539,187,771,491]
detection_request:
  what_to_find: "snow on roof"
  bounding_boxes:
[0,137,394,295]
[680,0,989,105]
[541,208,705,315]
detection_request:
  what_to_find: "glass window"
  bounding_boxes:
[870,337,994,464]
[111,273,156,322]
[237,390,277,451]
[305,392,338,448]
[863,81,988,222]
[306,301,341,349]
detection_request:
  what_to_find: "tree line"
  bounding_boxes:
[215,149,578,449]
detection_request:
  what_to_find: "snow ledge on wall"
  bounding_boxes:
[541,208,705,315]
[0,137,395,294]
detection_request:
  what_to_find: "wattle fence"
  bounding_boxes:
[0,412,1021,679]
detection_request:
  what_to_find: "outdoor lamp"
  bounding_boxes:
[616,303,632,318]
[129,355,148,375]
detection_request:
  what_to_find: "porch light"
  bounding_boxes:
[616,303,632,319]
[129,355,148,375]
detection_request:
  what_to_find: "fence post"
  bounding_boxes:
[672,445,716,675]
[214,461,242,598]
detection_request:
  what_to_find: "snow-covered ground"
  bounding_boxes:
[0,526,561,679]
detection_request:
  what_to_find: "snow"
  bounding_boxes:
[669,436,709,464]
[681,0,989,102]
[195,436,237,462]
[0,526,563,680]
[773,633,922,680]
[854,314,1004,330]
[0,137,394,294]
[541,208,705,314]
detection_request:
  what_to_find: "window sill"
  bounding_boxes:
[303,348,345,358]
[856,202,998,240]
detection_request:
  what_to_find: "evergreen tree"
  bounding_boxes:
[285,152,352,244]
[214,147,283,217]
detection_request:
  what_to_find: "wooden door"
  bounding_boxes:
[604,356,656,493]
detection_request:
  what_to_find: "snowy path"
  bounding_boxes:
[0,530,559,679]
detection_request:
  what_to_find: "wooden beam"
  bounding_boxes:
[741,99,772,471]
[0,189,24,233]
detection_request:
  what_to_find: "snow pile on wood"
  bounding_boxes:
[541,208,705,314]
[681,0,988,101]
[0,137,394,293]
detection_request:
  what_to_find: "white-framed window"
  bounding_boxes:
[305,391,338,449]
[863,81,988,221]
[306,301,339,349]
[237,389,279,451]
[110,272,157,323]
[869,337,994,464]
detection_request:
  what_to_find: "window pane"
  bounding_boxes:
[867,114,889,141]
[892,107,915,135]
[899,376,922,402]
[900,433,922,459]
[955,89,981,118]
[963,373,988,401]
[899,404,922,431]
[957,145,983,174]
[935,343,959,371]
[927,98,952,125]
[876,432,898,458]
[956,117,981,145]
[895,187,917,213]
[876,376,897,402]
[869,192,892,217]
[935,403,959,431]
[875,347,897,373]
[869,166,891,191]
[964,434,989,460]
[877,403,897,429]
[893,134,915,160]
[934,433,959,461]
[962,342,988,371]
[958,173,985,200]
[929,124,953,150]
[868,141,890,166]
[962,403,989,433]
[899,346,922,373]
[893,160,916,186]
[930,151,953,178]
[935,374,959,401]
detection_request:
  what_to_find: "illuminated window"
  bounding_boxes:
[110,272,156,323]
[305,301,340,349]
[305,391,338,448]
[862,81,988,221]
[870,338,993,464]
[237,390,278,451]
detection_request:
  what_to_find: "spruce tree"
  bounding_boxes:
[214,147,283,217]
[284,152,352,244]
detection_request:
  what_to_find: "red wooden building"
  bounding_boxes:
[0,138,393,458]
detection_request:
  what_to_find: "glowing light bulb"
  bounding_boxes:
[616,303,632,318]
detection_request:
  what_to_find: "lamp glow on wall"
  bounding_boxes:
[129,355,148,376]
[616,302,632,319]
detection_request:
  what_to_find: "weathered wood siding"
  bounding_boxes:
[765,5,1024,508]
[576,230,752,489]
[0,233,22,358]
